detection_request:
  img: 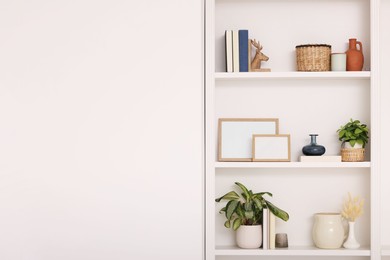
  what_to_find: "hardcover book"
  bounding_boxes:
[269,211,276,249]
[232,30,240,72]
[225,30,233,73]
[238,30,249,72]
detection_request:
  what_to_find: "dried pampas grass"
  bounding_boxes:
[341,192,364,222]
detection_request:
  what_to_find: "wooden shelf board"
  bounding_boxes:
[215,71,371,80]
[215,161,371,168]
[215,245,370,256]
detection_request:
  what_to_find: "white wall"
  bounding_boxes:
[0,1,203,260]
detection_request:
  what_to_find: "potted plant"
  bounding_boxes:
[337,119,369,148]
[337,119,369,162]
[215,182,289,249]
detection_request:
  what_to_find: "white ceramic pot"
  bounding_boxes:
[236,225,262,249]
[312,213,344,249]
[343,142,363,149]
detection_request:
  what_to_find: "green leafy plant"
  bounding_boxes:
[215,182,289,231]
[337,119,369,148]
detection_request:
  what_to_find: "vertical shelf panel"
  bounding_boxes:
[380,0,390,254]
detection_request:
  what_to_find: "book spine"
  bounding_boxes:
[239,30,249,72]
[248,39,252,72]
[269,211,276,249]
[225,30,233,73]
[232,30,240,72]
[262,208,269,250]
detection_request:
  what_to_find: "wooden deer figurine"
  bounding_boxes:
[250,39,271,72]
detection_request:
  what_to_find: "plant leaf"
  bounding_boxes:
[338,130,346,138]
[236,204,245,218]
[355,128,363,134]
[226,200,239,220]
[219,207,226,214]
[265,199,289,221]
[232,218,242,231]
[350,140,356,147]
[224,220,231,228]
[244,210,254,219]
[253,197,264,210]
[255,192,272,197]
[215,191,240,202]
[235,182,250,201]
[244,201,253,211]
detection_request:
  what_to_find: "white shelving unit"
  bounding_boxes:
[205,0,381,259]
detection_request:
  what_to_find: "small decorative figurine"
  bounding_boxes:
[250,39,271,72]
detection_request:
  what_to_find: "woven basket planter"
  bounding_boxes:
[341,148,365,162]
[296,44,331,71]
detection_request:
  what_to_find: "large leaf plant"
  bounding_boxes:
[215,182,289,231]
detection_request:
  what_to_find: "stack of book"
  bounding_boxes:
[262,208,276,250]
[225,29,250,73]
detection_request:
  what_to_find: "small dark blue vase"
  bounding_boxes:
[302,134,326,156]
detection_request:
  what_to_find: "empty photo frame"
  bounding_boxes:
[218,118,279,161]
[252,134,291,162]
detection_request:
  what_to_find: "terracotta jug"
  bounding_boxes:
[346,38,364,71]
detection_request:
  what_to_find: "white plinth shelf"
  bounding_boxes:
[382,246,390,256]
[214,71,371,80]
[215,245,370,256]
[215,162,371,169]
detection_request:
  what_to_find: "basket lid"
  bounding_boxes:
[296,44,331,48]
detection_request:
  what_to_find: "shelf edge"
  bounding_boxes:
[214,161,371,168]
[215,245,371,256]
[214,71,371,80]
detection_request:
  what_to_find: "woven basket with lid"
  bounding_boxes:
[296,44,331,71]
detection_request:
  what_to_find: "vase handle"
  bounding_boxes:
[357,41,363,53]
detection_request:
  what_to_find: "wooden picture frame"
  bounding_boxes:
[218,118,279,162]
[252,134,291,162]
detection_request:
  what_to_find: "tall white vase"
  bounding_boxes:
[343,222,360,249]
